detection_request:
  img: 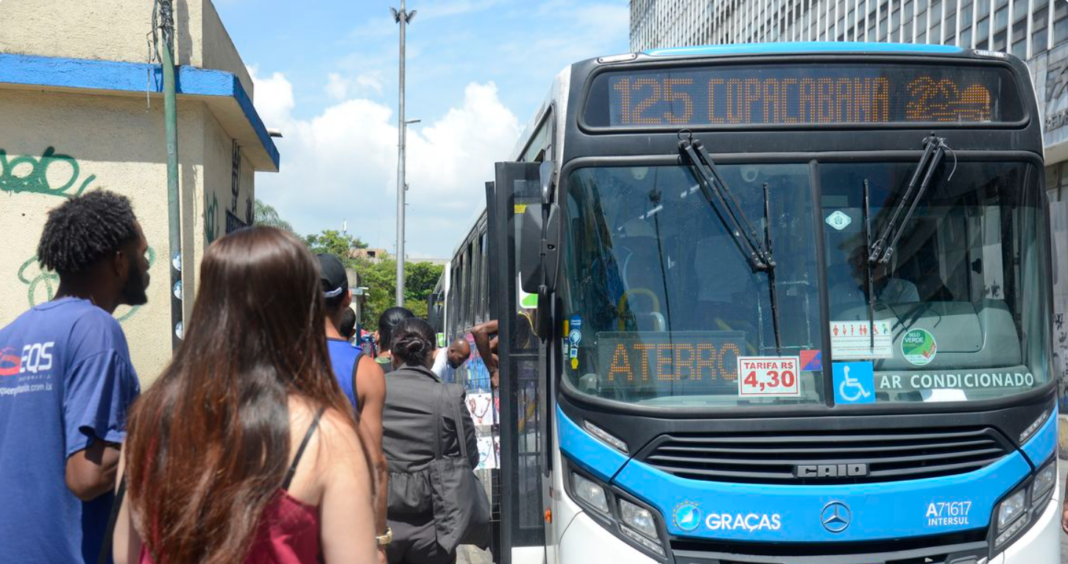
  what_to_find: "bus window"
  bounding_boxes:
[560,164,822,407]
[521,112,552,163]
[451,260,463,338]
[478,231,489,323]
[464,241,474,328]
[468,240,480,325]
[820,161,1050,403]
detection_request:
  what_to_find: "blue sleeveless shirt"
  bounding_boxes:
[326,339,363,413]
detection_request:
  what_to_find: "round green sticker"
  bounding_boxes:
[901,328,937,366]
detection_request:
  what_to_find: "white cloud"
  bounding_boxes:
[326,71,385,101]
[250,67,520,258]
[325,73,350,101]
[247,65,294,129]
[355,72,385,96]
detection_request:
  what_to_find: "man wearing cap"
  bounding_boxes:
[317,253,391,557]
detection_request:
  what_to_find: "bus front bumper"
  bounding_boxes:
[557,492,1061,564]
[559,511,658,564]
[989,490,1060,564]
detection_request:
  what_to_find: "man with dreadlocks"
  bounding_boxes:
[0,190,149,563]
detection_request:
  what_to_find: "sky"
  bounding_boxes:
[214,0,630,258]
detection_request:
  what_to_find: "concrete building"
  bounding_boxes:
[0,0,279,385]
[630,1,1068,185]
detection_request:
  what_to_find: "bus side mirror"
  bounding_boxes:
[519,207,543,295]
[519,203,561,295]
[540,161,554,205]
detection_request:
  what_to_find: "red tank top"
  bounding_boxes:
[139,410,325,564]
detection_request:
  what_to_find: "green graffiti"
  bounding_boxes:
[205,192,220,244]
[0,147,96,197]
[17,247,156,323]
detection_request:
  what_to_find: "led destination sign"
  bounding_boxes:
[596,332,746,390]
[583,64,1022,127]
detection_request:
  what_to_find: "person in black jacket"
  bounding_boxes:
[382,318,478,564]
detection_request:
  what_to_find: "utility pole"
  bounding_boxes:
[158,0,183,348]
[391,1,415,307]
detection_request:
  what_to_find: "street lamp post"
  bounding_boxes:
[391,2,416,307]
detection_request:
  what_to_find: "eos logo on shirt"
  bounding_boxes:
[18,342,55,374]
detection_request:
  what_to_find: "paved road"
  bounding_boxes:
[457,545,492,564]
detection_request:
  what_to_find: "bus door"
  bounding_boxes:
[487,163,551,564]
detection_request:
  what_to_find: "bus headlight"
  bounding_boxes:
[620,499,659,539]
[993,487,1031,550]
[1031,459,1056,502]
[996,489,1026,532]
[572,472,610,514]
[564,460,669,560]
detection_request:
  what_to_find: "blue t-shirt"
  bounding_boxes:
[327,338,363,413]
[0,298,141,564]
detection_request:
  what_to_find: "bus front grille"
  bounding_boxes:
[639,427,1012,484]
[670,529,988,563]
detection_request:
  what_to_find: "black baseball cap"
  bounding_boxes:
[316,254,349,299]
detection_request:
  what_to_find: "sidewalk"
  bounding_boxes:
[456,545,492,564]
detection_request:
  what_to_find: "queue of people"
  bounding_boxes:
[0,191,488,564]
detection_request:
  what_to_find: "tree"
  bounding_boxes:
[305,229,368,257]
[404,262,444,318]
[353,258,443,328]
[253,199,295,233]
[355,257,396,329]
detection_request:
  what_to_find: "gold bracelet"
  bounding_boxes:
[376,527,393,546]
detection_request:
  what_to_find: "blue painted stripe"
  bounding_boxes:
[614,453,1029,543]
[0,54,279,170]
[556,400,1032,542]
[645,41,962,58]
[1021,407,1058,466]
[557,405,630,481]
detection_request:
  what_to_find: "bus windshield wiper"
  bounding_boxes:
[679,134,782,352]
[863,179,876,350]
[869,134,949,264]
[678,136,773,272]
[763,182,782,354]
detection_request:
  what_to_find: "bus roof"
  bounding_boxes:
[644,41,963,58]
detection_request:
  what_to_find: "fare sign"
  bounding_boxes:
[737,357,801,397]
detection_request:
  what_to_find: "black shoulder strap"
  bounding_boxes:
[351,352,363,413]
[97,476,126,564]
[282,408,326,491]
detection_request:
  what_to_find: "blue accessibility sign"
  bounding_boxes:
[832,362,876,405]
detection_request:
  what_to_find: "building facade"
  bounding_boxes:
[632,0,1068,57]
[0,0,279,386]
[630,1,1068,182]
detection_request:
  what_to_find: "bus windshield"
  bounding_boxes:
[560,161,1050,409]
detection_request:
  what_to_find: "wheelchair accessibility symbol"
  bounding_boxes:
[833,362,876,405]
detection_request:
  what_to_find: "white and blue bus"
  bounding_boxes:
[438,42,1059,564]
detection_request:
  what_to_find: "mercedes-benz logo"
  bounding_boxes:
[821,501,851,533]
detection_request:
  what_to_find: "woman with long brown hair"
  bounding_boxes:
[112,227,377,564]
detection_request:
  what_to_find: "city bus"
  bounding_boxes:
[440,42,1059,564]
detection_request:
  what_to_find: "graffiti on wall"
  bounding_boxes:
[0,147,97,197]
[205,140,250,245]
[231,140,241,214]
[17,249,156,324]
[205,191,220,244]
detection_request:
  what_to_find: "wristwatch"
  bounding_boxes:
[376,527,393,546]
